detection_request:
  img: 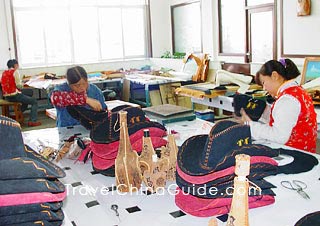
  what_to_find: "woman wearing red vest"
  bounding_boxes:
[240,59,317,153]
[1,59,41,126]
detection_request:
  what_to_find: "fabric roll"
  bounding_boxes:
[85,128,167,159]
[0,116,26,160]
[176,162,277,190]
[0,209,64,225]
[176,160,277,185]
[67,105,167,144]
[77,135,166,169]
[0,191,67,207]
[0,179,65,195]
[0,157,65,180]
[24,146,66,178]
[5,220,62,226]
[175,187,274,217]
[177,175,276,199]
[0,202,62,217]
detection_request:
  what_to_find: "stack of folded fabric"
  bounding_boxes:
[0,115,66,225]
[175,120,280,217]
[67,105,167,176]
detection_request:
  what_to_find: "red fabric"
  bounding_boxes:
[77,127,168,170]
[1,69,18,96]
[50,90,87,108]
[176,157,277,185]
[77,145,92,163]
[91,137,167,170]
[0,191,67,207]
[91,127,167,158]
[175,188,275,217]
[269,86,317,153]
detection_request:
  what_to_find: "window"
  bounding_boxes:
[11,0,150,68]
[219,0,246,55]
[171,1,202,54]
[248,6,275,63]
[218,0,276,63]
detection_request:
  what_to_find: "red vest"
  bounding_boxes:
[269,86,317,153]
[1,69,18,96]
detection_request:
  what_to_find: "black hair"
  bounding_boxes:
[7,59,18,69]
[66,66,88,85]
[256,59,300,85]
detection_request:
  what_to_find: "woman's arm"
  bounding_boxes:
[14,70,23,89]
[88,84,107,110]
[249,94,301,144]
[259,103,271,123]
[50,90,87,108]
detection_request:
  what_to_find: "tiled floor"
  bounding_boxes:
[21,110,56,132]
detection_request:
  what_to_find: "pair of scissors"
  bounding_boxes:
[280,180,310,199]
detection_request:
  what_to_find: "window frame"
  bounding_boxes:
[218,0,277,63]
[247,4,277,62]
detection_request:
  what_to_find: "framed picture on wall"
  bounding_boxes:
[300,57,320,85]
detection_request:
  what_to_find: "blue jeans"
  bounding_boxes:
[5,89,38,122]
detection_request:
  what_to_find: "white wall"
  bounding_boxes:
[0,0,13,70]
[15,59,150,77]
[150,58,184,71]
[149,0,172,57]
[1,0,320,73]
[281,0,320,57]
[201,0,214,56]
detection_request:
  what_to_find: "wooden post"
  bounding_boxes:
[208,217,218,226]
[226,154,250,226]
[139,129,156,175]
[115,111,142,193]
[160,133,178,181]
[143,154,168,193]
[139,129,168,192]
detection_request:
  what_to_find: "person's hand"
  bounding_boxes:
[240,108,252,125]
[86,97,102,111]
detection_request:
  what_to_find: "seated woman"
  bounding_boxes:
[50,66,107,127]
[1,59,41,127]
[240,59,317,153]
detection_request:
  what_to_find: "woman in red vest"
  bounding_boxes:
[240,59,317,153]
[1,59,41,126]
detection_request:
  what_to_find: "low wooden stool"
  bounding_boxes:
[0,99,24,124]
